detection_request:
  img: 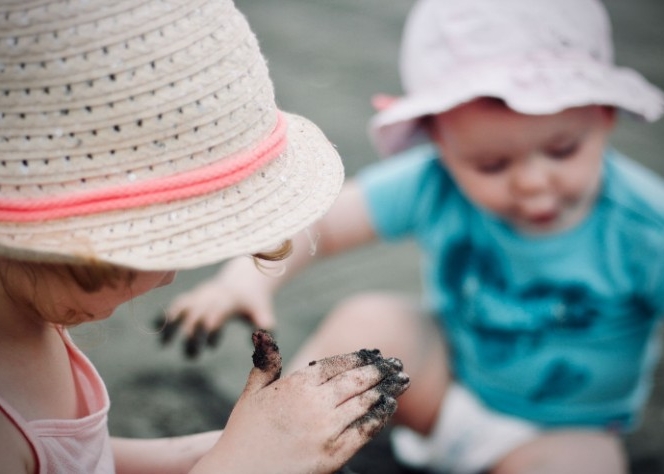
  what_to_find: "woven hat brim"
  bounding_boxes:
[370,58,664,157]
[0,112,344,271]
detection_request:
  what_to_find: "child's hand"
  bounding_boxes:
[194,330,410,474]
[156,258,277,358]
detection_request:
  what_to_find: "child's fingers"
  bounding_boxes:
[375,370,411,399]
[184,322,208,359]
[206,327,222,348]
[323,364,385,405]
[326,365,409,413]
[333,389,384,430]
[308,354,409,415]
[242,329,283,394]
[350,394,398,437]
[156,305,253,358]
[250,329,282,373]
[154,311,182,345]
[306,348,385,385]
[155,310,217,358]
[179,306,222,337]
[322,395,398,467]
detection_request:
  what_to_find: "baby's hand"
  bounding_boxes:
[199,330,410,474]
[156,259,277,358]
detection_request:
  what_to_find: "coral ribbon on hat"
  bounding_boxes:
[0,113,288,222]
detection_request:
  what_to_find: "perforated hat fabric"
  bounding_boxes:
[370,0,664,156]
[0,0,344,270]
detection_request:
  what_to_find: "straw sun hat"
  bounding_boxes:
[0,0,344,270]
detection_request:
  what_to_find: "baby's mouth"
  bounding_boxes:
[526,211,559,226]
[512,209,561,234]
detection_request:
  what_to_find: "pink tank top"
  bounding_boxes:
[0,329,114,473]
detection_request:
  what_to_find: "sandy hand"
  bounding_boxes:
[212,330,410,474]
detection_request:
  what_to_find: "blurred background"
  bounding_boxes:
[71,0,664,472]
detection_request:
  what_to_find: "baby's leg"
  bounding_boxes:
[493,430,627,474]
[287,291,449,435]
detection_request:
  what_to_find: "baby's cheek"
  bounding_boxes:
[469,183,511,214]
[564,171,600,202]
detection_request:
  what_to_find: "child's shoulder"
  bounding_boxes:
[385,142,441,169]
[604,148,664,229]
[358,143,456,198]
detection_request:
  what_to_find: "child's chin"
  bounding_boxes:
[514,223,556,237]
[514,215,579,237]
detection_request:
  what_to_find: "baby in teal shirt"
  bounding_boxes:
[164,0,664,472]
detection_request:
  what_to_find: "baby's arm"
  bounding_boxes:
[160,180,376,356]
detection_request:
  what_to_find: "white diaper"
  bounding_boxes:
[391,383,540,474]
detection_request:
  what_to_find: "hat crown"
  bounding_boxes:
[0,0,278,199]
[0,0,344,271]
[401,0,612,94]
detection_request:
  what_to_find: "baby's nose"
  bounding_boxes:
[510,157,551,196]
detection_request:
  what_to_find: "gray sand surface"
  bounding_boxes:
[71,1,664,472]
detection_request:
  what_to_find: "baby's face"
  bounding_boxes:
[430,99,615,235]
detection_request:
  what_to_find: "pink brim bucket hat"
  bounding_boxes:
[370,0,664,157]
[0,0,344,270]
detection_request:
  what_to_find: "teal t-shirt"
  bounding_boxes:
[358,143,664,430]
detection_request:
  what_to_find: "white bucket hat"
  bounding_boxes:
[0,0,343,270]
[370,0,664,156]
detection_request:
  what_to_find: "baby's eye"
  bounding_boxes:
[476,158,509,174]
[547,142,579,160]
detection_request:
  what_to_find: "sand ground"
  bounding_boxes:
[71,1,664,472]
